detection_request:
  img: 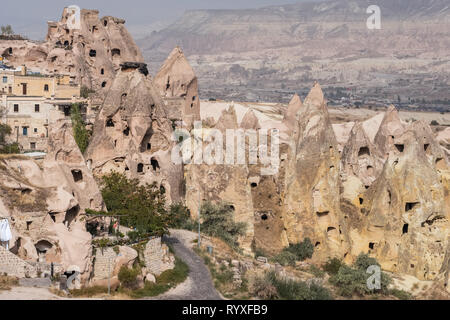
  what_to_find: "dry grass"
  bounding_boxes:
[0,275,19,291]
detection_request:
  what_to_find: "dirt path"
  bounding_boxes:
[147,229,223,300]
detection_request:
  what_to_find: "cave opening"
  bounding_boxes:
[151,158,160,171]
[71,169,83,182]
[358,146,370,157]
[137,163,144,173]
[405,202,419,212]
[402,223,409,234]
[89,49,96,57]
[395,144,404,153]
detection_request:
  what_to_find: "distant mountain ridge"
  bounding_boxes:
[138,0,450,104]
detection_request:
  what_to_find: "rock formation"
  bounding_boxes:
[153,47,200,128]
[374,105,406,159]
[283,94,302,132]
[283,83,349,261]
[0,120,104,284]
[353,129,449,280]
[85,62,184,203]
[1,8,143,102]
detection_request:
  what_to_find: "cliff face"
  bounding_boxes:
[282,83,350,261]
[1,8,143,102]
[85,62,184,203]
[0,120,104,283]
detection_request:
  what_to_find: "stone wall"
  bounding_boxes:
[0,246,37,278]
[92,247,117,280]
[144,237,175,276]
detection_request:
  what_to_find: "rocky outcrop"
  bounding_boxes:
[1,8,143,102]
[185,106,255,253]
[0,120,104,283]
[283,83,349,261]
[341,122,384,189]
[353,129,449,280]
[283,94,302,133]
[153,47,200,128]
[374,106,406,159]
[85,62,184,203]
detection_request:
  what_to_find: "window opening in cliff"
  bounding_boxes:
[191,103,194,108]
[261,214,268,221]
[35,240,53,263]
[49,213,56,223]
[147,143,151,150]
[166,77,170,90]
[64,40,69,46]
[111,48,121,57]
[103,20,108,27]
[26,221,32,231]
[137,163,144,173]
[89,49,96,57]
[123,127,130,136]
[405,202,419,212]
[106,118,114,127]
[71,169,83,182]
[315,242,321,248]
[369,242,375,250]
[92,26,98,33]
[316,211,329,217]
[192,96,196,101]
[64,205,79,228]
[21,188,32,196]
[395,144,404,153]
[327,227,336,233]
[402,223,409,235]
[151,158,160,171]
[101,81,107,88]
[160,185,166,194]
[8,47,12,55]
[251,182,258,188]
[424,144,430,153]
[358,146,370,157]
[100,68,104,75]
[359,197,364,205]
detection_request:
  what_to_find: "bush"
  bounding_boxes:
[97,172,169,237]
[200,201,246,249]
[323,258,343,275]
[166,203,194,229]
[251,274,278,300]
[266,271,332,300]
[71,103,90,153]
[131,257,188,298]
[274,238,314,266]
[118,266,140,289]
[390,288,412,300]
[329,254,391,297]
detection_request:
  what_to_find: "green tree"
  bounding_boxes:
[0,123,20,154]
[1,25,13,36]
[200,201,246,249]
[97,171,169,237]
[70,103,90,153]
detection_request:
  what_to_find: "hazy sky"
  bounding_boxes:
[0,0,308,39]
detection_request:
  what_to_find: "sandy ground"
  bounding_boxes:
[0,287,66,300]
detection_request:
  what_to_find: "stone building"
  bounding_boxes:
[0,64,81,151]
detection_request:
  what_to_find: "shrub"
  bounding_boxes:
[323,258,343,275]
[309,265,325,278]
[251,274,278,300]
[329,254,391,297]
[266,271,332,300]
[80,86,95,99]
[390,288,412,300]
[71,103,90,153]
[98,172,169,237]
[118,266,140,289]
[200,201,246,249]
[167,203,194,229]
[273,250,297,267]
[274,238,314,266]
